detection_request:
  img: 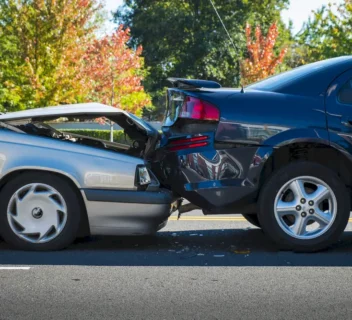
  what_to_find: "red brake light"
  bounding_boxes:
[170,135,208,146]
[167,135,209,152]
[179,96,219,121]
[168,142,208,152]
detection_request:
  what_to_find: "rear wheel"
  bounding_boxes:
[242,214,261,228]
[258,161,350,252]
[0,172,81,251]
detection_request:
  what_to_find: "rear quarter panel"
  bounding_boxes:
[195,89,330,188]
[213,89,330,195]
[197,90,328,145]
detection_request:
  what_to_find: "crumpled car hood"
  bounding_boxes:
[0,103,158,137]
[0,103,160,159]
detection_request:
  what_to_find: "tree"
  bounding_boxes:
[299,0,352,63]
[80,26,151,116]
[0,0,102,111]
[240,22,287,85]
[115,0,290,117]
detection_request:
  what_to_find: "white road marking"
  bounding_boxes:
[0,267,31,270]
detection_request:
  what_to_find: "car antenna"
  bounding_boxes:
[209,0,237,51]
[209,0,242,90]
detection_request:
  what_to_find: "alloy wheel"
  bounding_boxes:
[274,176,337,240]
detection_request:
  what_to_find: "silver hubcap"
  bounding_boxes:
[274,176,337,240]
[7,183,67,244]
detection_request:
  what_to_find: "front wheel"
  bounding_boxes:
[0,172,81,251]
[258,161,350,252]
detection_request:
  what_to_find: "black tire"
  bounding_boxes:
[258,161,350,252]
[0,172,81,251]
[242,214,261,228]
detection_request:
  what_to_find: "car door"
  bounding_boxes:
[326,68,352,154]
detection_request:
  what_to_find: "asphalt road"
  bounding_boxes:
[1,210,352,320]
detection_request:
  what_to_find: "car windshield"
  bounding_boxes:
[247,58,349,91]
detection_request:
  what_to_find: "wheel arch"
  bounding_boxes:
[0,168,90,237]
[259,141,352,191]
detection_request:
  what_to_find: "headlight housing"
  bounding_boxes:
[136,165,151,186]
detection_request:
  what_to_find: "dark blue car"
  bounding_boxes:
[154,56,352,252]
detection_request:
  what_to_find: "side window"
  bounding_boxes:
[338,79,352,104]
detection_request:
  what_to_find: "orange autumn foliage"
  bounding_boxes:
[21,0,102,106]
[240,22,287,86]
[80,26,150,115]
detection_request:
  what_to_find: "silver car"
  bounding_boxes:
[0,103,176,251]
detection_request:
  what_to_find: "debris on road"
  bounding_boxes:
[234,249,251,254]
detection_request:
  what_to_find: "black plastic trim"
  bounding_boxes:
[83,188,173,204]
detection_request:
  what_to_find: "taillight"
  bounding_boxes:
[167,135,209,152]
[169,135,208,146]
[179,96,219,121]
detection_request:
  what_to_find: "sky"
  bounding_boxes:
[104,0,343,35]
[281,0,343,34]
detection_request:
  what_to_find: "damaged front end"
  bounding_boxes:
[0,103,160,161]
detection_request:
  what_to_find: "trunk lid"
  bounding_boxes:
[162,78,242,129]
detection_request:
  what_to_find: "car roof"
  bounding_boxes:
[0,103,127,121]
[248,56,352,96]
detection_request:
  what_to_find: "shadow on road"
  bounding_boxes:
[0,228,352,267]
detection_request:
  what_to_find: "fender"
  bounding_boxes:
[0,130,143,190]
[0,165,82,189]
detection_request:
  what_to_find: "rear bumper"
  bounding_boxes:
[81,188,177,235]
[152,146,261,213]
